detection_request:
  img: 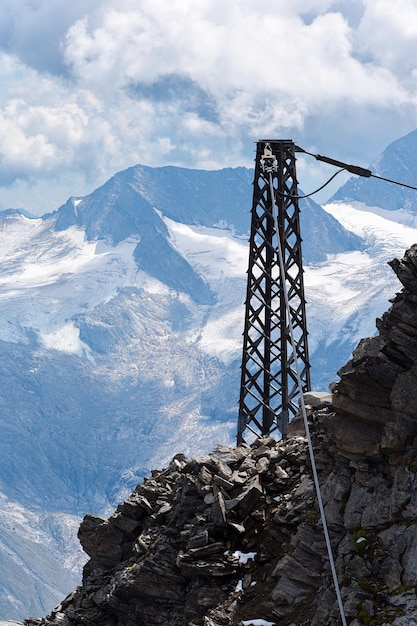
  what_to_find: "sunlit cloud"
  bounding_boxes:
[0,0,416,213]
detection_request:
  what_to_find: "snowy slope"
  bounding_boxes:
[162,203,417,390]
[305,201,417,386]
[0,159,416,621]
[0,492,84,619]
[330,128,417,213]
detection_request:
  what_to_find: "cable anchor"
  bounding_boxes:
[260,142,278,173]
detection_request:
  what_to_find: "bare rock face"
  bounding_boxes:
[331,243,417,459]
[23,246,417,626]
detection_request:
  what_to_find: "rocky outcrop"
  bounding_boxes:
[21,245,417,626]
[23,435,322,626]
[330,243,417,459]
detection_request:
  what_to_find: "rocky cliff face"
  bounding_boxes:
[330,243,417,460]
[21,246,417,626]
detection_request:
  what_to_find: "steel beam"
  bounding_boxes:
[237,140,310,444]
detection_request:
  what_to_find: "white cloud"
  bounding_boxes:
[0,0,416,214]
[63,4,407,108]
[0,0,100,74]
[0,99,90,174]
[356,0,417,76]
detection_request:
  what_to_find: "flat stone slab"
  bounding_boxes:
[302,391,332,407]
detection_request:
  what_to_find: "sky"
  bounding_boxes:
[0,0,417,215]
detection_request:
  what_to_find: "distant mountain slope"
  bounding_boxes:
[54,164,361,265]
[330,128,417,212]
[298,194,362,260]
[0,494,83,620]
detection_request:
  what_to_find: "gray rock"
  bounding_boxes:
[213,475,234,490]
[225,476,262,518]
[401,525,417,585]
[211,491,227,527]
[303,391,332,408]
[187,530,209,550]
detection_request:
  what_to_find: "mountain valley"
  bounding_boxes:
[2,132,417,620]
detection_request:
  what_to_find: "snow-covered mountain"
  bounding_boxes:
[1,145,417,620]
[330,128,417,221]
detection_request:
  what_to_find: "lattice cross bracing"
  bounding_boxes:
[237,140,311,444]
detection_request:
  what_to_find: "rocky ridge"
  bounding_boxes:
[18,245,417,625]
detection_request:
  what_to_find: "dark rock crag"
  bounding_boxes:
[23,245,417,626]
[330,243,417,460]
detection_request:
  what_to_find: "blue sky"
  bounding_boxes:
[0,0,417,214]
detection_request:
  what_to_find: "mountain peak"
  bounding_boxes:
[0,208,38,221]
[50,163,362,304]
[329,128,417,211]
[54,162,362,261]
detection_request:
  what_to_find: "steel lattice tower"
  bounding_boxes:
[237,140,311,445]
